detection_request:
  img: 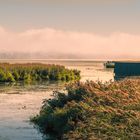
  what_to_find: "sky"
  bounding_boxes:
[0,0,140,59]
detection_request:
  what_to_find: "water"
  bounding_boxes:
[0,60,114,140]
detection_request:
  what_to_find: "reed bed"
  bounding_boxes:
[31,79,140,139]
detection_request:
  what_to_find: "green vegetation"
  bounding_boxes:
[31,79,140,140]
[0,63,80,83]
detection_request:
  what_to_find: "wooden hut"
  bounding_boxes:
[114,62,140,80]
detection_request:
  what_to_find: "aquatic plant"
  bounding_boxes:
[0,63,80,83]
[31,79,140,139]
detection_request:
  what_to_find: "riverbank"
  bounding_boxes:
[31,79,140,139]
[0,61,114,140]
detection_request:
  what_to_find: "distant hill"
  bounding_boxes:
[0,52,83,59]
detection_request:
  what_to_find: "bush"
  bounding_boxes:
[12,70,20,80]
[31,79,140,140]
[0,63,80,83]
[0,69,7,82]
[6,71,15,82]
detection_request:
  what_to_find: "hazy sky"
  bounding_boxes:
[0,0,140,59]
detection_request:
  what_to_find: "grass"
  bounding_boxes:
[31,79,140,140]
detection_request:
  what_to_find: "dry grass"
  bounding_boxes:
[31,79,140,140]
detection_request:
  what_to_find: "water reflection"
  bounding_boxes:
[0,82,66,140]
[0,81,65,94]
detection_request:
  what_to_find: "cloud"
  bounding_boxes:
[0,26,140,59]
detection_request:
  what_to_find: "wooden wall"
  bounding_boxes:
[114,62,140,80]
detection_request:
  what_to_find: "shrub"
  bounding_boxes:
[12,70,20,80]
[31,79,140,140]
[0,63,80,83]
[0,69,7,82]
[6,71,15,82]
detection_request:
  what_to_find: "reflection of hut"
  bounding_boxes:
[114,62,140,80]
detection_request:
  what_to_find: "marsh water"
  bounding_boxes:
[0,60,114,140]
